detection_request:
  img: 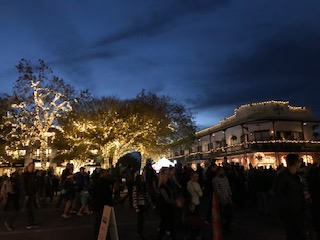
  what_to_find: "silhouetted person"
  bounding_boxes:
[213,166,233,234]
[92,169,113,239]
[120,165,134,208]
[275,154,307,240]
[23,162,39,229]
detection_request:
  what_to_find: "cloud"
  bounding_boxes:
[93,15,173,48]
[92,0,230,48]
[185,25,320,114]
[221,29,320,105]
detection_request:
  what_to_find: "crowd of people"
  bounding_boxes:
[0,155,319,240]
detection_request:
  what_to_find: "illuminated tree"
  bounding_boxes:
[131,90,196,166]
[0,94,12,160]
[4,59,81,167]
[61,90,196,168]
[60,96,125,168]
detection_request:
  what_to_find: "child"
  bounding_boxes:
[77,185,92,216]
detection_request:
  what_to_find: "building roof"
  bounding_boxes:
[197,101,314,137]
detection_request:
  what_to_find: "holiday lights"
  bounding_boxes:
[219,101,310,125]
[2,60,75,168]
[172,139,320,159]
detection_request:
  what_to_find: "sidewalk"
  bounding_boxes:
[0,196,317,240]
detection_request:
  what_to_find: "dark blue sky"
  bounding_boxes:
[1,0,320,130]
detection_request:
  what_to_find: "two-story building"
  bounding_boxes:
[171,101,320,168]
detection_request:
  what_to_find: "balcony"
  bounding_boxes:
[249,143,301,152]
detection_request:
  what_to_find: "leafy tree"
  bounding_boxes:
[60,96,125,167]
[133,90,196,160]
[61,90,196,168]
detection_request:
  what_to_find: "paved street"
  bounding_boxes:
[0,196,317,240]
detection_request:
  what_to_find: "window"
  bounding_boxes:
[254,130,270,141]
[276,131,303,140]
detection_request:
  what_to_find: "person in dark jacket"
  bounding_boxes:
[92,168,114,239]
[157,168,180,240]
[3,171,22,231]
[142,160,157,202]
[21,162,38,229]
[120,165,135,208]
[274,154,307,240]
[308,163,320,240]
[55,163,73,208]
[70,167,87,213]
[203,162,217,224]
[133,174,154,239]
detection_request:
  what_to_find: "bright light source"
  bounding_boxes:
[152,157,175,172]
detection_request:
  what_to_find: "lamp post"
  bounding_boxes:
[301,122,307,164]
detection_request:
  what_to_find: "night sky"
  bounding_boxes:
[1,1,320,130]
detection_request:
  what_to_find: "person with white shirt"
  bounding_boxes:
[187,171,203,213]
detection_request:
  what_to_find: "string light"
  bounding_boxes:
[3,79,73,167]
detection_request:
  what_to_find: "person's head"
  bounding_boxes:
[158,169,169,186]
[191,171,199,181]
[169,166,176,175]
[286,154,301,171]
[146,158,152,165]
[27,162,35,173]
[212,164,218,172]
[99,169,108,178]
[217,166,225,177]
[10,171,17,180]
[160,167,169,174]
[80,167,85,173]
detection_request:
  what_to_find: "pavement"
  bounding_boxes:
[0,195,317,240]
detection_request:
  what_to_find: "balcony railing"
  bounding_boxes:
[172,140,320,160]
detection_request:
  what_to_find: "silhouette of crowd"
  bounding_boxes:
[0,156,319,240]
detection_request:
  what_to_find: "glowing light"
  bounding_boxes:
[302,155,313,164]
[281,156,287,167]
[35,162,42,168]
[202,100,312,128]
[152,157,175,172]
[3,76,74,167]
